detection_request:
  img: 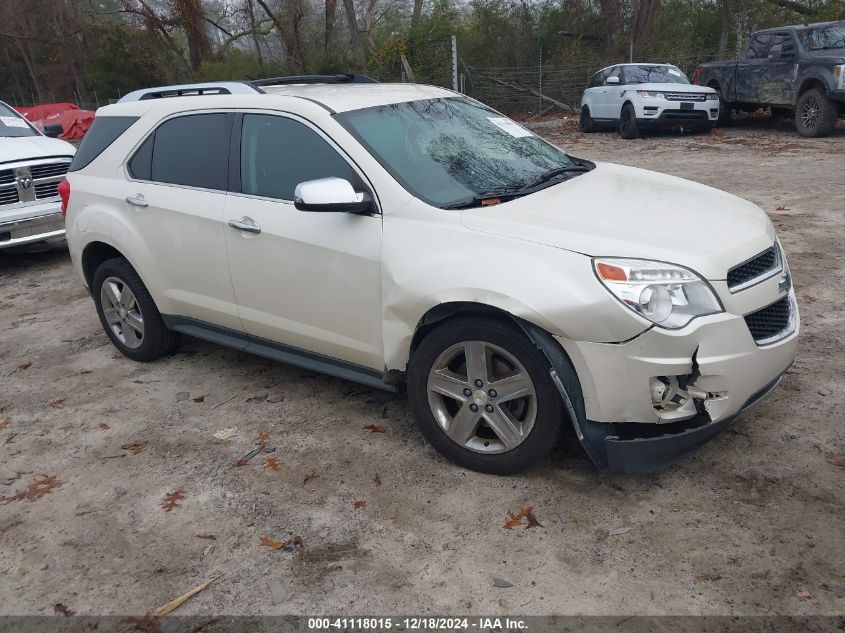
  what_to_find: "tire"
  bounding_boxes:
[618,104,639,139]
[407,317,567,474]
[579,106,595,133]
[92,257,177,362]
[795,87,838,138]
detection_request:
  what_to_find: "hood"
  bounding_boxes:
[460,163,775,281]
[0,135,75,165]
[628,83,716,93]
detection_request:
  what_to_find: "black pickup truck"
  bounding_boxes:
[693,21,845,137]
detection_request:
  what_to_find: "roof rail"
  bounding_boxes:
[118,82,262,103]
[249,74,378,88]
[116,74,379,104]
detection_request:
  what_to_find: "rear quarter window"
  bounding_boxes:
[69,116,138,172]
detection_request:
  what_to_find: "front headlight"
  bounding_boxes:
[705,92,719,101]
[834,64,845,90]
[593,258,723,329]
[637,91,665,99]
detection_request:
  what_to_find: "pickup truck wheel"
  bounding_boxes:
[408,317,565,474]
[92,257,178,362]
[795,88,838,138]
[579,106,595,133]
[618,104,639,139]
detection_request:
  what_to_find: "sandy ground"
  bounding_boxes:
[1,117,844,619]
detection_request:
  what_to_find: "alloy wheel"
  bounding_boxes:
[801,97,819,130]
[426,341,537,454]
[100,276,144,349]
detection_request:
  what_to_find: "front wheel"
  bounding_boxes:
[408,317,566,474]
[92,257,178,362]
[618,104,639,139]
[580,106,595,133]
[795,87,838,138]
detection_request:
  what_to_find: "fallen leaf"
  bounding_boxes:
[192,395,205,403]
[303,471,319,485]
[194,533,216,540]
[233,459,249,467]
[824,452,845,469]
[373,473,382,486]
[121,441,146,455]
[50,398,66,408]
[98,423,110,430]
[260,536,284,549]
[695,573,722,582]
[774,205,790,211]
[503,506,543,529]
[354,500,367,509]
[796,591,814,601]
[18,361,32,370]
[362,424,385,433]
[264,457,282,471]
[212,427,238,440]
[255,431,270,447]
[0,474,61,505]
[53,603,74,617]
[162,490,184,512]
[77,369,93,375]
[152,572,222,617]
[802,295,817,303]
[0,417,10,429]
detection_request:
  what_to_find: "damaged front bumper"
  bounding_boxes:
[553,292,798,473]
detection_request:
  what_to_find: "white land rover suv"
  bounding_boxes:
[62,76,797,475]
[0,101,76,250]
[580,63,720,139]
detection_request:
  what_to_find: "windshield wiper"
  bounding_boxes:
[518,165,591,190]
[442,188,525,210]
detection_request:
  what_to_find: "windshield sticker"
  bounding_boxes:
[0,116,28,128]
[667,69,683,77]
[487,117,532,138]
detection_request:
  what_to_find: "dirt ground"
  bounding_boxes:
[1,116,844,619]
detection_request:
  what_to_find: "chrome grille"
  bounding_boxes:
[0,159,71,207]
[727,245,781,292]
[665,92,707,102]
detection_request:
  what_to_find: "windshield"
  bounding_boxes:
[623,65,689,84]
[336,97,580,208]
[0,103,37,138]
[798,23,845,51]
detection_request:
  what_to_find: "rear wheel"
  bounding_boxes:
[92,257,177,362]
[408,317,566,474]
[618,104,639,139]
[795,87,838,138]
[580,106,595,133]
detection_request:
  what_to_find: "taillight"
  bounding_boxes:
[691,67,703,85]
[58,178,70,217]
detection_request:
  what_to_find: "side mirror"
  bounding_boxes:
[294,177,373,214]
[605,76,620,85]
[43,123,62,138]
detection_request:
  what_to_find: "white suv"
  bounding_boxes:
[0,100,75,250]
[580,64,720,138]
[62,76,798,475]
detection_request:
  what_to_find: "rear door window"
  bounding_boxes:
[746,33,773,59]
[69,116,138,171]
[143,113,232,190]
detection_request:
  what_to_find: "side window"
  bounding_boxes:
[604,67,621,84]
[769,32,794,54]
[143,113,231,190]
[746,33,773,59]
[69,116,138,171]
[240,114,357,201]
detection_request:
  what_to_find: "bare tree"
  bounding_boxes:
[631,0,659,60]
[341,0,368,71]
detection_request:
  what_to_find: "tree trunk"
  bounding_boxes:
[598,0,624,55]
[631,0,659,60]
[246,0,266,75]
[717,0,731,60]
[341,0,368,72]
[17,39,44,103]
[325,0,337,53]
[173,0,213,71]
[254,0,306,74]
[411,0,422,29]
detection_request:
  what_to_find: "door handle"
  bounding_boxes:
[125,196,148,208]
[228,219,261,235]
